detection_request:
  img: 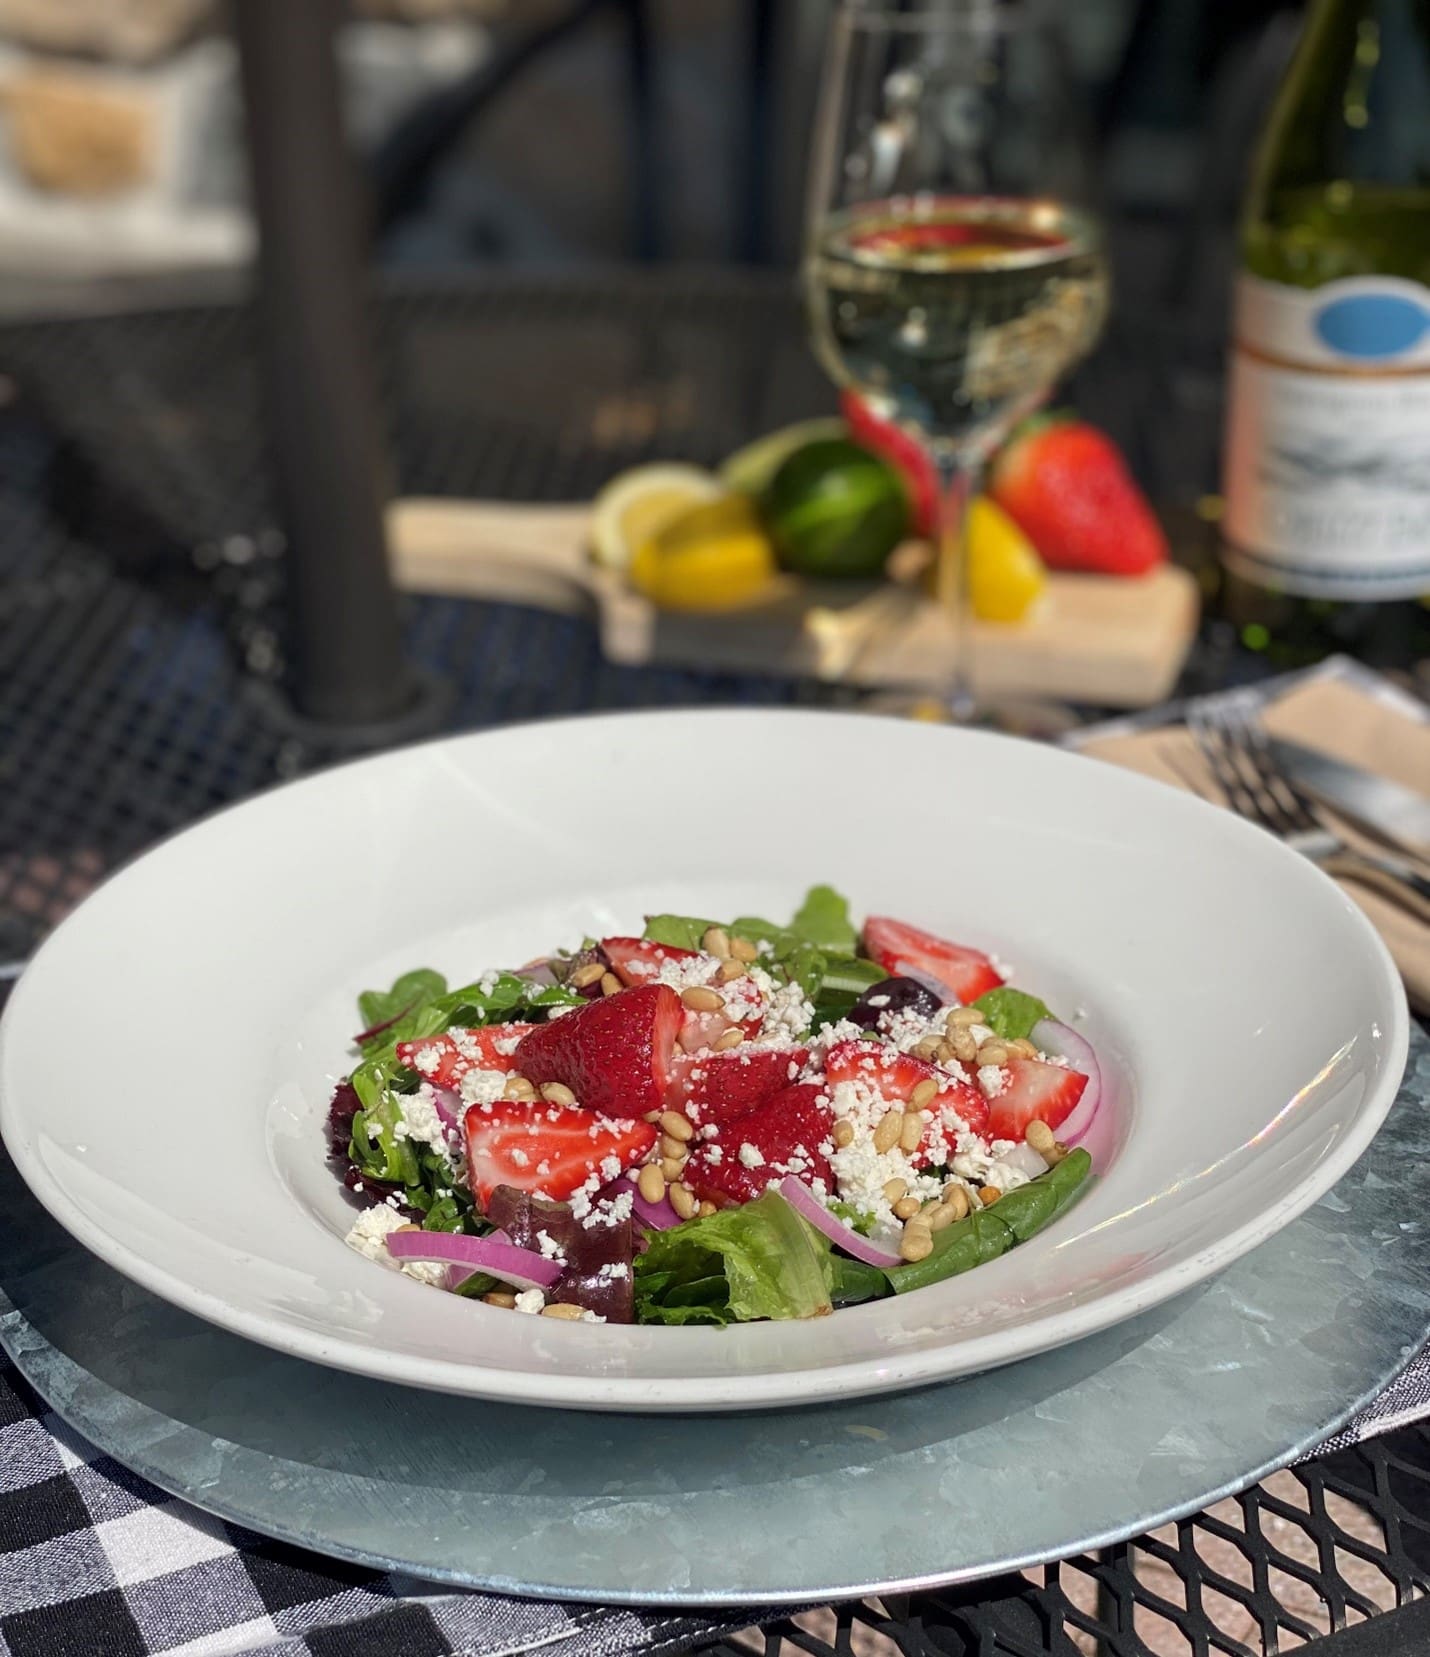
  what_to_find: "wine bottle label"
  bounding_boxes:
[1223,273,1430,599]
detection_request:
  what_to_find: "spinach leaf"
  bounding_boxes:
[972,987,1052,1043]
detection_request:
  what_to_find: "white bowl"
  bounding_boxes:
[0,710,1408,1411]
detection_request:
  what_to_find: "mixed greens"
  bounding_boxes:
[329,886,1102,1325]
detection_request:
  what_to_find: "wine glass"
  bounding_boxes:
[803,0,1108,717]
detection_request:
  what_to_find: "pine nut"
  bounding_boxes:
[637,1163,667,1204]
[681,985,725,1012]
[912,1036,943,1064]
[393,1222,421,1233]
[832,1119,855,1149]
[1009,1037,1038,1058]
[502,1075,536,1100]
[892,1195,922,1221]
[909,1076,940,1110]
[980,1186,1002,1206]
[482,1291,517,1308]
[882,1178,908,1203]
[660,1134,689,1162]
[701,925,731,958]
[713,1025,745,1050]
[934,1039,958,1066]
[570,960,606,989]
[600,971,623,997]
[660,1156,686,1181]
[900,1110,925,1153]
[669,1182,698,1220]
[642,1110,662,1124]
[899,1223,934,1262]
[539,1081,577,1107]
[945,1006,984,1029]
[941,1184,971,1221]
[717,959,745,983]
[1025,1119,1057,1155]
[927,1202,958,1232]
[658,1110,694,1142]
[873,1108,902,1154]
[729,935,759,962]
[950,1029,978,1064]
[541,1301,586,1320]
[976,1040,1010,1067]
[699,1200,717,1217]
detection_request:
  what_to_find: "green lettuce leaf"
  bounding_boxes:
[790,884,857,952]
[972,987,1052,1042]
[357,969,447,1048]
[634,1193,835,1324]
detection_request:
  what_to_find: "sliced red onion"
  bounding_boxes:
[779,1177,902,1268]
[1031,1018,1102,1147]
[997,1140,1050,1180]
[512,959,559,986]
[430,1086,462,1135]
[385,1228,561,1292]
[631,1186,681,1230]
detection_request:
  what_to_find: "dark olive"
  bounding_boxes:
[848,975,941,1030]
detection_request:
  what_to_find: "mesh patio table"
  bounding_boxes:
[0,271,1427,1657]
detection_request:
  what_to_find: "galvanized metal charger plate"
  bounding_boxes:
[2,1029,1428,1608]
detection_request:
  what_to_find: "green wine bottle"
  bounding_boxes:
[1221,0,1430,667]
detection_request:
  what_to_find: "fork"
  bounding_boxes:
[1184,703,1430,921]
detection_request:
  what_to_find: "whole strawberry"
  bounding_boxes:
[988,414,1167,576]
[840,389,938,538]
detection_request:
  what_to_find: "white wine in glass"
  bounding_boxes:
[803,2,1109,713]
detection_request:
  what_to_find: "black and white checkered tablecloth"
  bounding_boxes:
[0,1359,752,1657]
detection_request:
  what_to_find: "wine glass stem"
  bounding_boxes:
[931,444,978,720]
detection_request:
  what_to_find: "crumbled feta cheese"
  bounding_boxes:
[655,952,722,991]
[514,1288,545,1314]
[595,1260,630,1282]
[534,1229,567,1264]
[977,1064,1008,1098]
[410,1044,443,1077]
[343,1204,445,1286]
[706,1144,724,1164]
[747,977,814,1046]
[478,970,501,995]
[738,1142,765,1169]
[459,1067,508,1106]
[392,1084,453,1159]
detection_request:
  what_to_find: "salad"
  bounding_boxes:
[329,887,1101,1325]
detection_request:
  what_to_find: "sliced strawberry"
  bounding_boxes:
[986,1057,1086,1142]
[514,983,681,1117]
[862,916,1003,1004]
[397,1024,537,1089]
[463,1099,656,1206]
[823,1038,990,1144]
[601,936,701,988]
[665,1045,810,1125]
[682,1082,834,1207]
[841,389,937,537]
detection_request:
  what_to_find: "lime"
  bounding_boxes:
[764,439,910,579]
[628,496,779,612]
[590,464,725,570]
[719,418,847,498]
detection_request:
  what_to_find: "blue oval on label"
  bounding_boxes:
[1314,293,1430,359]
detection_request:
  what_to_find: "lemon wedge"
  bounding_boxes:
[966,496,1047,623]
[590,464,726,571]
[628,496,779,612]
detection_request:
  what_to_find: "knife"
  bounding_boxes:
[1267,735,1430,855]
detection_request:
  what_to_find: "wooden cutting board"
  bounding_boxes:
[387,497,1201,707]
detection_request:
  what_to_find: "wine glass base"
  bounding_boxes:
[859,689,1082,741]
